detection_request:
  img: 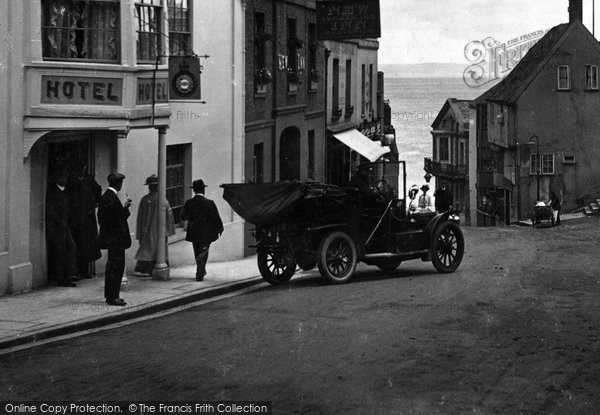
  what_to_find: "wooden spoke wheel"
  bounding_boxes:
[257,248,296,285]
[431,221,465,273]
[317,231,358,284]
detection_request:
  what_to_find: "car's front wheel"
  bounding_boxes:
[317,231,358,284]
[431,221,464,273]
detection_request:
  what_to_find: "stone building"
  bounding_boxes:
[0,0,244,294]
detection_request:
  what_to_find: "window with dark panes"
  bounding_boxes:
[361,64,366,115]
[253,143,264,184]
[308,22,317,89]
[135,0,162,63]
[557,65,570,90]
[255,12,266,69]
[168,0,191,56]
[42,0,120,62]
[438,136,449,162]
[585,65,598,90]
[287,18,299,87]
[345,60,352,111]
[166,145,186,225]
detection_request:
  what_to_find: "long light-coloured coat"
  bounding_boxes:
[135,191,175,261]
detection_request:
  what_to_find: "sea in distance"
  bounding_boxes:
[385,76,498,191]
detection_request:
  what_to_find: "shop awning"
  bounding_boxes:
[332,129,390,162]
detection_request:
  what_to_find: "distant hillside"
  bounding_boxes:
[380,63,466,78]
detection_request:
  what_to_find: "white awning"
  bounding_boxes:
[332,129,390,162]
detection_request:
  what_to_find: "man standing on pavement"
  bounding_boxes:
[434,183,453,213]
[67,160,102,279]
[181,180,224,281]
[97,173,132,306]
[46,171,77,287]
[134,174,175,275]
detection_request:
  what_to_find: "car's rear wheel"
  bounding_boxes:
[431,221,464,273]
[376,260,402,272]
[317,231,357,284]
[257,248,296,285]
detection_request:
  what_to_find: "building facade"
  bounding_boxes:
[426,98,471,222]
[325,38,389,186]
[471,1,600,225]
[0,0,244,295]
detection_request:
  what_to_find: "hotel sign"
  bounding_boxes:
[316,0,381,40]
[41,76,122,105]
[137,78,169,105]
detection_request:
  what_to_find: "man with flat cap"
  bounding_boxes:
[134,174,175,275]
[46,170,77,287]
[97,173,132,306]
[181,179,224,281]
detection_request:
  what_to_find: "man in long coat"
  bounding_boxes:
[134,174,175,275]
[67,160,102,278]
[46,171,77,287]
[97,173,131,306]
[181,179,224,281]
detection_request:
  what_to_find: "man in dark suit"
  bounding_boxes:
[181,179,224,281]
[67,160,102,279]
[46,171,77,287]
[97,173,132,306]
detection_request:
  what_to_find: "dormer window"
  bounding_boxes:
[585,65,598,90]
[557,65,570,90]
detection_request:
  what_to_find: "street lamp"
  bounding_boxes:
[527,135,540,201]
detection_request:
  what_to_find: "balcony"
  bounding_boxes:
[424,158,467,180]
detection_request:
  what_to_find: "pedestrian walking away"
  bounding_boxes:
[434,183,453,213]
[97,173,132,306]
[46,171,78,287]
[181,179,224,281]
[67,160,102,279]
[134,174,175,275]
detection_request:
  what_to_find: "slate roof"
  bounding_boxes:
[431,98,472,130]
[474,23,570,104]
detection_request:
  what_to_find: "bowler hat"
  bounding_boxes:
[144,174,159,185]
[191,179,207,192]
[107,172,126,186]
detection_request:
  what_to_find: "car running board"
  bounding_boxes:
[364,250,429,260]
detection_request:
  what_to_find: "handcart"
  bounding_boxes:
[532,203,554,227]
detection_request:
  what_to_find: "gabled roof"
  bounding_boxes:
[474,22,571,105]
[431,98,472,130]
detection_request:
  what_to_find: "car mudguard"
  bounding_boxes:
[423,210,461,245]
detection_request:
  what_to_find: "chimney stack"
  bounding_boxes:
[569,0,583,22]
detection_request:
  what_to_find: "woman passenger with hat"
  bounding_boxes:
[181,179,224,281]
[418,184,433,212]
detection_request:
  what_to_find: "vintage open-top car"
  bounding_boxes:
[222,161,464,285]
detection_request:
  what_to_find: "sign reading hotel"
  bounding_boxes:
[42,76,123,105]
[137,78,169,105]
[316,0,381,40]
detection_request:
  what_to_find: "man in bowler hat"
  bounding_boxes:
[46,171,77,287]
[181,179,224,281]
[97,173,131,306]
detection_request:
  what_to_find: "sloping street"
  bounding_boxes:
[2,218,600,414]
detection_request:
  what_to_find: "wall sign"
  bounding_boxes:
[316,0,381,40]
[169,56,202,100]
[41,76,123,105]
[137,78,169,105]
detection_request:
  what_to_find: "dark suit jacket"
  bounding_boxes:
[97,189,132,250]
[181,195,224,244]
[46,185,71,241]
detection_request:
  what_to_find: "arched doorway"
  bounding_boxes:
[279,127,301,181]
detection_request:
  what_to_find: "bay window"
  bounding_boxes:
[42,0,120,62]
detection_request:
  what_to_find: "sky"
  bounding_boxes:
[378,0,599,64]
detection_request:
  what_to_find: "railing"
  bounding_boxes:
[424,158,467,180]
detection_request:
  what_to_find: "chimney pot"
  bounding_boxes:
[569,0,583,22]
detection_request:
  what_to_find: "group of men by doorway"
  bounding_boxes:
[46,164,224,307]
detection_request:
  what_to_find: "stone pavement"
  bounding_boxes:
[0,256,264,351]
